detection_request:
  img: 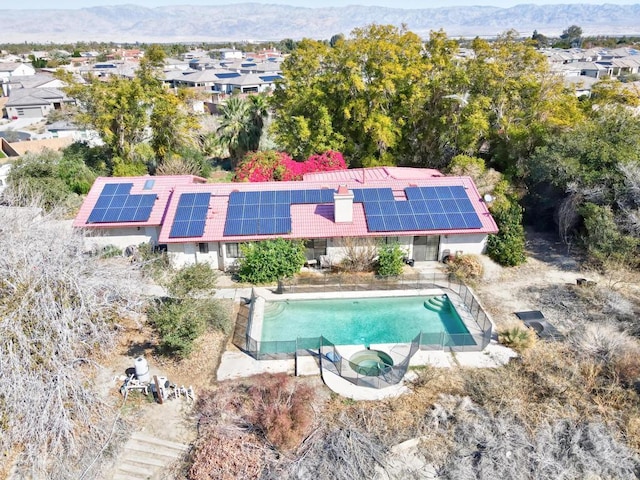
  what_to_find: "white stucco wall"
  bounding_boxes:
[439,234,488,260]
[167,242,221,269]
[83,226,159,251]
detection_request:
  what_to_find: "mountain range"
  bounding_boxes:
[2,3,640,43]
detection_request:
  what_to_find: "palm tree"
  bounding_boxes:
[247,93,270,151]
[217,96,252,164]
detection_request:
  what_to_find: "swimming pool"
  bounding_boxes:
[259,295,472,353]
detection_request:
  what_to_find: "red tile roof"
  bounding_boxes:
[74,168,498,243]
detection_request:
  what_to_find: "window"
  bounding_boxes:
[304,238,327,260]
[383,236,400,244]
[198,242,209,254]
[226,243,241,258]
[143,179,155,190]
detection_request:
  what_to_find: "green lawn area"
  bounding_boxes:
[0,151,6,159]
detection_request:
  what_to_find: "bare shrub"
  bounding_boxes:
[446,254,484,283]
[270,415,387,480]
[188,431,270,480]
[428,395,640,480]
[567,323,638,364]
[0,208,145,477]
[533,420,640,480]
[247,373,315,451]
[335,237,378,272]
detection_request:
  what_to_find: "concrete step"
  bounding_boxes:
[111,432,190,480]
[131,431,190,451]
[115,462,153,478]
[113,473,149,480]
[121,451,171,469]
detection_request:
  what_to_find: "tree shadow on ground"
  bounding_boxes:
[524,227,582,272]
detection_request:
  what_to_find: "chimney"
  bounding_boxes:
[333,185,354,223]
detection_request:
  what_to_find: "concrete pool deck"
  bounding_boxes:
[215,282,515,400]
[217,340,517,400]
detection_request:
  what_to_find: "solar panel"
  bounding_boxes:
[364,202,382,216]
[224,219,243,236]
[305,190,322,204]
[260,190,276,204]
[377,189,395,201]
[241,219,258,235]
[456,198,474,212]
[450,186,467,198]
[367,215,386,231]
[426,200,444,214]
[441,199,459,214]
[288,190,302,203]
[416,215,435,230]
[399,215,419,231]
[229,192,244,205]
[405,187,423,201]
[380,201,397,215]
[431,214,451,229]
[227,205,244,219]
[385,216,402,231]
[275,217,291,233]
[259,204,276,218]
[395,201,413,215]
[275,204,289,217]
[447,213,466,229]
[169,192,210,238]
[435,186,454,199]
[462,212,483,228]
[320,189,334,203]
[245,191,260,204]
[259,218,277,234]
[87,183,156,224]
[275,190,290,204]
[352,190,365,202]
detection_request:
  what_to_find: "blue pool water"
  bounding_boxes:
[260,295,471,350]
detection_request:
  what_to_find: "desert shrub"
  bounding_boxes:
[247,373,315,451]
[446,254,484,282]
[99,244,123,258]
[166,262,217,298]
[148,297,230,358]
[498,325,537,352]
[238,239,306,283]
[376,242,405,276]
[136,242,171,280]
[337,237,378,272]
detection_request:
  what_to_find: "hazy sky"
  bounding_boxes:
[12,0,640,9]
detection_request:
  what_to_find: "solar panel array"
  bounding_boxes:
[88,183,156,223]
[169,193,211,238]
[222,185,482,237]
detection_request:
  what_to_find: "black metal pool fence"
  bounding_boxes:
[243,272,493,362]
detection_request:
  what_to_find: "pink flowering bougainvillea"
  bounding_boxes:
[234,150,346,182]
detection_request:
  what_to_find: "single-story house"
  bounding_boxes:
[0,62,35,80]
[73,167,498,270]
[5,87,74,119]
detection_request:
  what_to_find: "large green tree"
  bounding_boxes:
[60,44,199,172]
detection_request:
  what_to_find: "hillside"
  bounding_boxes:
[2,3,640,43]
